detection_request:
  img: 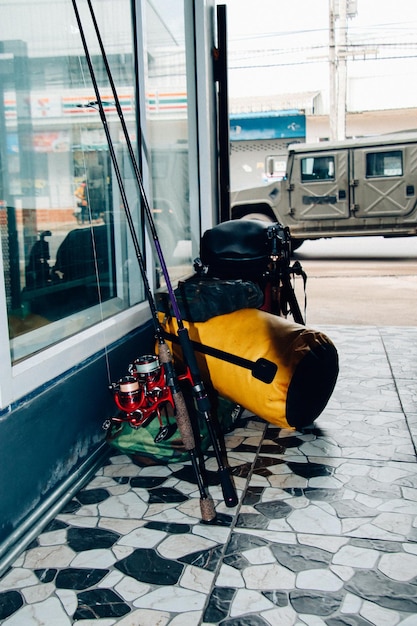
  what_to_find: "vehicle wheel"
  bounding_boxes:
[291,239,304,252]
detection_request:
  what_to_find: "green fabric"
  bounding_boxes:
[106,395,237,465]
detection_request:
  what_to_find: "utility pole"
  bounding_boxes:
[329,0,356,140]
[329,0,337,140]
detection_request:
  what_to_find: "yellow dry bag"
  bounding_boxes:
[158,308,338,430]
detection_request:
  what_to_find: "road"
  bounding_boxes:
[290,236,417,327]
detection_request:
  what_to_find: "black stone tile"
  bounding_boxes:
[254,500,293,519]
[73,588,131,620]
[287,461,333,479]
[203,586,235,623]
[225,533,268,555]
[113,476,130,484]
[289,590,345,616]
[222,616,270,625]
[304,487,342,502]
[262,590,288,607]
[254,443,286,455]
[235,513,269,529]
[326,616,376,626]
[344,570,417,613]
[148,486,188,504]
[253,456,285,470]
[179,545,224,572]
[130,476,168,489]
[35,568,57,583]
[283,487,307,497]
[55,568,109,590]
[171,465,221,487]
[0,590,23,620]
[66,527,119,552]
[350,538,403,553]
[42,519,68,533]
[230,462,253,478]
[242,486,264,506]
[332,499,379,519]
[115,548,184,585]
[232,443,268,454]
[76,488,110,505]
[223,553,250,570]
[60,499,82,514]
[270,543,333,572]
[145,520,191,534]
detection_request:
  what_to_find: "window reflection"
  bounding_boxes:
[0,0,142,362]
[143,0,193,284]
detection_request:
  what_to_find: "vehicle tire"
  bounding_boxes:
[291,239,304,252]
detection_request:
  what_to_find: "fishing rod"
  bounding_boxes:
[72,0,238,511]
[83,0,237,509]
[72,0,221,523]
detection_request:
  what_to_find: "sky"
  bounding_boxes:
[220,0,417,100]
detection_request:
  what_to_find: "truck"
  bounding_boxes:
[230,132,417,250]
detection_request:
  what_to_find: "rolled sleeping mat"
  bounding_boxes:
[158,308,339,430]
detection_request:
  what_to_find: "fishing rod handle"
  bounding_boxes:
[176,327,239,507]
[158,341,216,521]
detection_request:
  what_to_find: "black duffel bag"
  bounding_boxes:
[200,219,289,280]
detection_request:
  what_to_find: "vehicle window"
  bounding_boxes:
[366,150,403,177]
[301,155,335,182]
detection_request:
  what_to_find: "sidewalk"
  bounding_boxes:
[1,325,416,625]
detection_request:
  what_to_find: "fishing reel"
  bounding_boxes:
[104,354,177,442]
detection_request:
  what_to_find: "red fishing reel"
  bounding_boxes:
[105,354,177,441]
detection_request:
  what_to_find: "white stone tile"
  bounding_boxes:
[243,563,296,590]
[21,581,55,604]
[97,491,148,519]
[157,533,216,560]
[169,611,202,626]
[360,600,402,626]
[340,592,362,614]
[378,551,417,581]
[180,564,214,593]
[260,605,298,626]
[70,548,117,568]
[296,568,344,591]
[55,588,77,616]
[192,523,230,545]
[242,545,276,564]
[38,529,68,546]
[230,588,274,617]
[215,563,245,588]
[116,608,170,625]
[23,545,75,570]
[2,596,72,626]
[117,526,166,549]
[0,567,39,590]
[133,586,206,611]
[114,574,150,602]
[287,505,342,535]
[332,544,380,569]
[98,517,146,534]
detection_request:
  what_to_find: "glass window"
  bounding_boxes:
[141,0,194,285]
[0,0,143,363]
[366,150,403,177]
[301,155,335,182]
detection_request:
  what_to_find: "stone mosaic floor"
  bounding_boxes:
[1,325,417,625]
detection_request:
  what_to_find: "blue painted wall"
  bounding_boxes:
[0,320,154,546]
